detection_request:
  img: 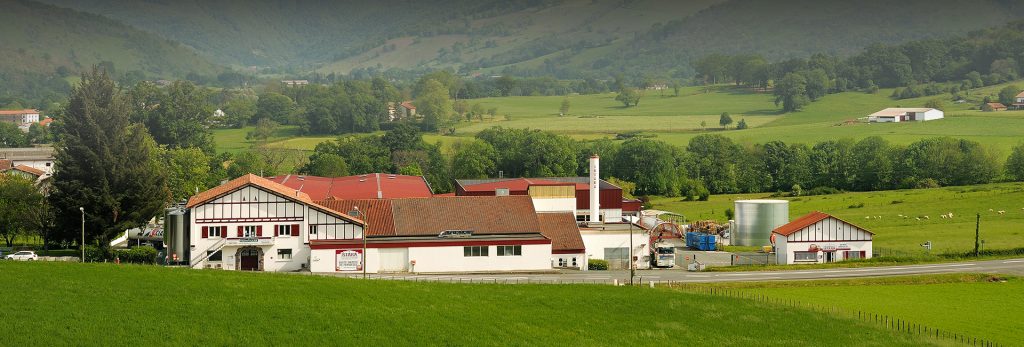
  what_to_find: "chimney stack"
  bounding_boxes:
[589,155,600,223]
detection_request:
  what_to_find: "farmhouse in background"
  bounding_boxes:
[867,108,944,122]
[281,80,309,87]
[985,102,1007,111]
[0,147,55,174]
[1013,91,1024,109]
[0,109,41,131]
[772,211,873,265]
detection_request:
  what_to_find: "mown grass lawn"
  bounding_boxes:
[692,274,1024,346]
[0,262,939,346]
[649,182,1024,253]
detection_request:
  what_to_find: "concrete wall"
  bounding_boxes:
[532,197,576,213]
[581,232,650,269]
[552,252,586,270]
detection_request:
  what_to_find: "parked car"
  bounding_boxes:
[6,251,38,261]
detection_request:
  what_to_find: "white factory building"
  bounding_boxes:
[772,211,873,265]
[178,174,589,273]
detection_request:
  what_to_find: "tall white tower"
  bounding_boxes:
[589,155,600,223]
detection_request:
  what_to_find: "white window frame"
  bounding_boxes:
[277,248,292,260]
[463,246,488,257]
[276,225,291,237]
[794,251,817,262]
[208,226,223,238]
[497,245,522,256]
[243,225,258,238]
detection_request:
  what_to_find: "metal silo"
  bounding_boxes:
[733,200,789,246]
[164,206,187,263]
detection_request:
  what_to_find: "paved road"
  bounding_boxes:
[326,258,1024,284]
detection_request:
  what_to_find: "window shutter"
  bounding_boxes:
[291,224,299,236]
[274,225,279,236]
[256,225,263,237]
[201,226,208,239]
[237,226,243,237]
[222,226,227,237]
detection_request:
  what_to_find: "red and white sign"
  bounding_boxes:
[336,249,363,271]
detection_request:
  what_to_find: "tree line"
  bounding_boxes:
[298,126,1015,202]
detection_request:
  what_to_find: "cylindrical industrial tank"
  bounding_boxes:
[733,200,789,246]
[164,206,186,263]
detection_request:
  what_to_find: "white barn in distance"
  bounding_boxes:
[773,211,873,265]
[867,108,944,123]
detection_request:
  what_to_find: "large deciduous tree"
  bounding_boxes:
[48,67,169,248]
[416,79,454,131]
[0,175,43,247]
[0,122,28,148]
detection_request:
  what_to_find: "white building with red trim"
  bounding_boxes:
[186,174,366,271]
[772,211,873,265]
[181,174,582,273]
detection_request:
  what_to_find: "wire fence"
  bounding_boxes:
[661,282,1001,347]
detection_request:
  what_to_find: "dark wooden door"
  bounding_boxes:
[240,248,259,271]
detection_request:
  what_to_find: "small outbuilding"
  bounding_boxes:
[985,102,1008,111]
[772,211,873,265]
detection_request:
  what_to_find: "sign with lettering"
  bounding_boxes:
[336,249,363,271]
[239,237,259,243]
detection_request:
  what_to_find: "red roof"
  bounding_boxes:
[400,101,416,110]
[314,199,396,237]
[8,165,45,177]
[458,178,589,192]
[1016,91,1024,98]
[316,196,542,237]
[186,174,364,225]
[772,211,874,237]
[0,109,39,115]
[38,118,53,126]
[537,213,585,253]
[987,102,1007,109]
[267,174,433,200]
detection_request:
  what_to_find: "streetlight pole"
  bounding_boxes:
[79,207,85,262]
[355,206,367,279]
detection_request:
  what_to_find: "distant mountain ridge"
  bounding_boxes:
[28,0,1024,78]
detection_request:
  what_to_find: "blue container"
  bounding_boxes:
[686,232,717,251]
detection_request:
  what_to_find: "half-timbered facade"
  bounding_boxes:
[186,174,365,272]
[772,211,874,265]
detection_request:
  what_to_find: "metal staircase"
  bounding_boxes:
[189,238,226,268]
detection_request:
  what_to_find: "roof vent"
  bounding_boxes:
[359,179,366,182]
[388,174,396,179]
[496,188,510,196]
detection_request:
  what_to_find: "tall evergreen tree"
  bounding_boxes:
[48,67,169,248]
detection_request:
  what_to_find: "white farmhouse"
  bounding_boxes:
[186,174,366,271]
[867,108,943,122]
[773,211,873,265]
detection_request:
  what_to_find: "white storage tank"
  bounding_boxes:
[733,200,789,246]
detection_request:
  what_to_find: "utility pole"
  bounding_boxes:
[974,213,981,257]
[79,207,85,262]
[629,218,635,286]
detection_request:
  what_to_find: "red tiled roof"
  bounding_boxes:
[1016,91,1024,98]
[537,212,585,253]
[459,178,589,192]
[772,211,874,237]
[987,102,1007,109]
[314,199,396,237]
[38,118,53,126]
[186,174,364,225]
[9,165,45,177]
[0,109,39,115]
[316,195,543,237]
[400,101,416,110]
[267,174,433,200]
[390,196,540,236]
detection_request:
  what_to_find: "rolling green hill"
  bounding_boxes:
[37,0,1024,77]
[0,0,222,103]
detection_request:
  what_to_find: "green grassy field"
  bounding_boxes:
[649,182,1024,253]
[214,80,1024,160]
[691,274,1024,346]
[0,262,941,346]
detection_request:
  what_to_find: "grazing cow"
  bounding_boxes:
[998,210,1006,215]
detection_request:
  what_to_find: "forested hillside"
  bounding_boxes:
[39,0,1024,78]
[0,0,222,106]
